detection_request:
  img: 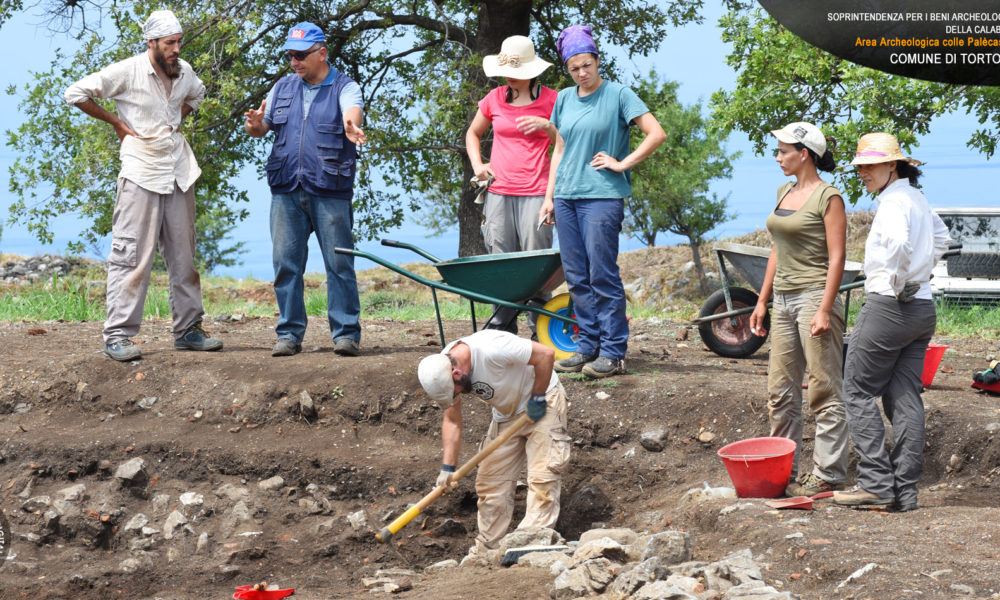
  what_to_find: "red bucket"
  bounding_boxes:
[717,437,796,498]
[922,344,948,388]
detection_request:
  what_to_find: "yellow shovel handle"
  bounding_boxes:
[376,413,533,543]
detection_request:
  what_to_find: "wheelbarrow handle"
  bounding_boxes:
[381,239,402,247]
[376,413,533,544]
[334,247,356,256]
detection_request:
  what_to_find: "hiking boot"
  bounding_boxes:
[894,500,919,513]
[174,322,223,351]
[832,485,893,506]
[554,352,597,373]
[334,337,360,357]
[271,338,301,357]
[785,473,843,497]
[582,356,626,379]
[105,339,142,362]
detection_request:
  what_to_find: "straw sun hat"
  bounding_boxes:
[848,132,922,167]
[482,36,552,79]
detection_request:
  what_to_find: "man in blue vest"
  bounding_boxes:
[244,22,366,357]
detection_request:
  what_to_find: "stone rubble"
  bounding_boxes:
[0,254,93,284]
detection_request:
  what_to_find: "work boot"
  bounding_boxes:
[333,337,360,357]
[832,485,893,506]
[582,356,626,379]
[785,473,843,497]
[894,499,919,513]
[554,352,597,373]
[105,339,142,362]
[271,338,301,357]
[174,322,223,351]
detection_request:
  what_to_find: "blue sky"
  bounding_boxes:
[2,3,998,278]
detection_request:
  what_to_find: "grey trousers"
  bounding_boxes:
[767,288,849,484]
[481,192,554,334]
[103,178,205,343]
[843,294,936,506]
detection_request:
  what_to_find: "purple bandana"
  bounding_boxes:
[557,25,598,63]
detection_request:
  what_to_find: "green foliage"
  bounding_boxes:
[628,72,738,292]
[711,4,993,203]
[4,0,704,263]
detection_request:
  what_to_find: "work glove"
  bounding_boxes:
[896,281,920,303]
[974,360,1000,385]
[526,393,547,422]
[436,467,457,493]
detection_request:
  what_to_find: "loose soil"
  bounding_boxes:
[2,248,1000,599]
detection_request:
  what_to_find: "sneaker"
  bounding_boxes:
[333,337,360,356]
[554,352,597,373]
[582,356,626,379]
[105,339,142,362]
[271,338,301,357]
[832,485,893,506]
[785,473,843,497]
[174,322,223,351]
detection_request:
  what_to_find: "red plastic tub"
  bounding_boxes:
[922,344,948,388]
[717,437,796,498]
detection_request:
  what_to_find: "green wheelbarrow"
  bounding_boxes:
[334,240,580,358]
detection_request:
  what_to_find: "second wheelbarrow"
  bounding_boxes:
[334,240,580,357]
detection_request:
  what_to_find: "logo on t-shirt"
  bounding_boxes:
[472,381,495,400]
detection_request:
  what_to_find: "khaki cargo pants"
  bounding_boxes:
[103,178,205,343]
[472,382,571,553]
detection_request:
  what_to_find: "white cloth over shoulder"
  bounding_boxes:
[140,10,182,40]
[864,179,951,300]
[64,54,206,194]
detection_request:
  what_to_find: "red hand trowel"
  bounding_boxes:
[765,490,834,510]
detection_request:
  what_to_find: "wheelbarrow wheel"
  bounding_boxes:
[698,287,768,358]
[535,293,578,360]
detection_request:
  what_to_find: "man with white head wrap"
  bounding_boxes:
[64,9,222,361]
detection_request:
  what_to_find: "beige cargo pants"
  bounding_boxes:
[103,178,205,343]
[472,382,571,553]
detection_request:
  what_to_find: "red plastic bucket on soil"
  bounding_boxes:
[717,437,796,498]
[922,344,948,388]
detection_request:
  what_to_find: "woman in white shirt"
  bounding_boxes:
[832,133,950,513]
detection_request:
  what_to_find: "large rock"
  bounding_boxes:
[114,458,147,483]
[163,510,188,540]
[56,483,87,502]
[258,476,284,491]
[643,531,692,565]
[608,557,668,597]
[516,551,571,569]
[578,527,639,547]
[551,566,592,600]
[573,536,629,563]
[722,580,799,599]
[640,428,670,452]
[632,581,700,600]
[716,549,763,586]
[497,526,564,557]
[123,514,148,532]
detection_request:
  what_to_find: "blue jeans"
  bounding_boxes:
[554,198,628,359]
[270,189,361,344]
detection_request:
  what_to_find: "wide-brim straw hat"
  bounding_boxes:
[483,35,552,80]
[848,132,922,167]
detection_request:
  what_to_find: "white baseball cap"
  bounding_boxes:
[418,353,455,407]
[770,122,827,157]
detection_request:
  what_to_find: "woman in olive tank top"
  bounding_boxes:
[749,122,851,499]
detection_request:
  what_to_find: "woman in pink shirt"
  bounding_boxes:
[466,35,557,337]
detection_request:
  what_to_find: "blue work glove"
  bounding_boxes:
[526,393,547,422]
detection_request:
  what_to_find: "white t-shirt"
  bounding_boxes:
[443,330,559,423]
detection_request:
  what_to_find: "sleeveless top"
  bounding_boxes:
[765,182,841,294]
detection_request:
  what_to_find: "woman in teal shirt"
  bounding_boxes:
[535,25,665,378]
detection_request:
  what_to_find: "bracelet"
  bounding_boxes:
[530,393,546,403]
[441,464,456,472]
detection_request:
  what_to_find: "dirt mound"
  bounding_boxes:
[1,310,999,599]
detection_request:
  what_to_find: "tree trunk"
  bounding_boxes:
[456,0,533,257]
[687,235,711,295]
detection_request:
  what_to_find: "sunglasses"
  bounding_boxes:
[286,47,320,61]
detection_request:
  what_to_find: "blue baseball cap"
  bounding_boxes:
[283,22,325,51]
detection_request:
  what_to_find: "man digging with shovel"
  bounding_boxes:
[418,330,571,562]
